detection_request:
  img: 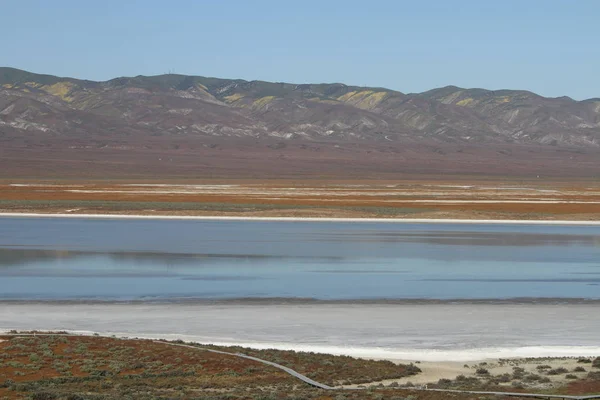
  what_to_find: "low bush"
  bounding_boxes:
[494,373,511,383]
[1,379,15,388]
[547,367,568,375]
[30,393,58,400]
[588,371,600,380]
[437,378,452,387]
[523,374,543,382]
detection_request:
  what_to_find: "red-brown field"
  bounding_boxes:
[1,179,599,220]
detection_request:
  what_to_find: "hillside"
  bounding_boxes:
[1,67,599,178]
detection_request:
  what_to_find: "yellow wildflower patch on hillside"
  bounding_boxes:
[356,92,388,109]
[337,91,358,102]
[337,90,388,109]
[337,90,374,103]
[41,82,76,102]
[224,93,245,103]
[337,90,388,110]
[456,98,474,106]
[251,96,276,109]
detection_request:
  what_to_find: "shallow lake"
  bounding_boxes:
[1,217,599,301]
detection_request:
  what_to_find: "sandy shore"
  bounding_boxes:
[356,360,476,386]
[2,212,600,225]
[346,357,597,388]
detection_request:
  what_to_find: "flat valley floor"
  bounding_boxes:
[1,179,600,220]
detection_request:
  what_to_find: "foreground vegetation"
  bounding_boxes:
[1,334,598,400]
[0,334,420,400]
[179,342,421,387]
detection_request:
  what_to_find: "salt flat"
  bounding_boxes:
[2,303,599,362]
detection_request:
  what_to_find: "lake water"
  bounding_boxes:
[1,216,599,360]
[0,217,599,301]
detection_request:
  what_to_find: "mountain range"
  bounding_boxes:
[1,67,599,178]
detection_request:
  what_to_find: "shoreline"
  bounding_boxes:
[3,329,600,363]
[2,212,600,225]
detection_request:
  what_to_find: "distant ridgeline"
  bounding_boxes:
[1,66,599,146]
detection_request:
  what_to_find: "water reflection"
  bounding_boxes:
[0,249,85,267]
[306,231,600,246]
[0,218,599,300]
[0,248,338,268]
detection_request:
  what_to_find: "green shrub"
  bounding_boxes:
[588,371,600,380]
[524,373,542,382]
[30,393,58,400]
[547,367,568,375]
[511,381,525,389]
[2,379,15,388]
[512,367,526,379]
[437,378,452,387]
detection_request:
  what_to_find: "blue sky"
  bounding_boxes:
[1,0,598,99]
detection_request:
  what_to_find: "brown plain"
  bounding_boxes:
[1,178,600,220]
